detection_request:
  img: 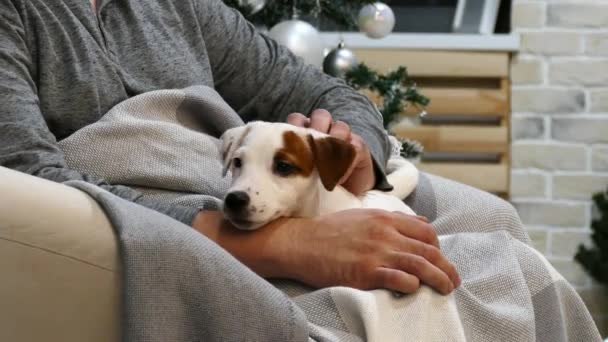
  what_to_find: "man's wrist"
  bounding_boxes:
[192,210,222,241]
[240,217,304,279]
[192,210,297,279]
[370,154,393,191]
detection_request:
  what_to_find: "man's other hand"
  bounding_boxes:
[287,109,375,195]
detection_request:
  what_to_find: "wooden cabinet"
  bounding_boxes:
[355,49,512,197]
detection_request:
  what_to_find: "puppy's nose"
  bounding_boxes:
[224,191,250,211]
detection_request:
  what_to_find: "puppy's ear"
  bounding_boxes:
[307,135,356,191]
[220,125,251,177]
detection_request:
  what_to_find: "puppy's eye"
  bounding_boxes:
[274,160,296,176]
[233,157,242,168]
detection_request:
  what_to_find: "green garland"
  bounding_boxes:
[223,0,376,29]
[398,138,424,159]
[345,63,430,129]
[575,188,608,285]
[344,64,429,159]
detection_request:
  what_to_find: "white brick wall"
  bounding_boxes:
[511,0,608,334]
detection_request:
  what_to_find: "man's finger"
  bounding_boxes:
[310,109,332,133]
[287,113,309,127]
[414,215,429,223]
[373,267,420,294]
[338,133,375,195]
[392,253,454,295]
[391,213,440,248]
[329,120,351,141]
[396,236,460,289]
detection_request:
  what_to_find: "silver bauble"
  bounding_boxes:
[323,42,358,78]
[268,20,324,67]
[357,2,395,39]
[237,0,267,14]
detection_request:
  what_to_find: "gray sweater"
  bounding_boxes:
[0,0,389,224]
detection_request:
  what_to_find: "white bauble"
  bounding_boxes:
[237,0,267,14]
[268,20,324,67]
[357,2,395,39]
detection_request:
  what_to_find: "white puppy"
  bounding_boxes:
[220,121,418,230]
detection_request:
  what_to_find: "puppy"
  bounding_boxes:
[220,121,418,230]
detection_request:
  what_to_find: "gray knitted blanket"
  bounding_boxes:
[60,86,244,210]
[59,86,601,341]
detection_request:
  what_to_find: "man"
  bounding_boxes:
[0,0,467,296]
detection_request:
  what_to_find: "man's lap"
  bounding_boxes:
[406,173,530,244]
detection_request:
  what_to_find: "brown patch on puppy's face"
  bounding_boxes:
[274,131,314,177]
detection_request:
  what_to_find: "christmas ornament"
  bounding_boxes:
[357,2,395,39]
[236,0,267,14]
[268,19,324,67]
[323,42,358,78]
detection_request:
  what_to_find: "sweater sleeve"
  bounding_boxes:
[0,3,200,225]
[194,0,391,173]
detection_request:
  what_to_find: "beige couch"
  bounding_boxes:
[0,166,120,341]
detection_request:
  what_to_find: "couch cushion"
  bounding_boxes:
[0,166,120,341]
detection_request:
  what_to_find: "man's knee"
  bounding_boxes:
[481,193,530,243]
[488,195,519,221]
[421,173,529,242]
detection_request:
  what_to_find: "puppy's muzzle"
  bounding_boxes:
[224,191,261,230]
[224,191,250,213]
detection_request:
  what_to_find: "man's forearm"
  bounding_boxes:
[192,210,292,278]
[196,0,391,167]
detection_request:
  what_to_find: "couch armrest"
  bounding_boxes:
[0,166,120,341]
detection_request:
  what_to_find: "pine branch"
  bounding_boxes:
[399,138,423,159]
[344,63,430,129]
[575,188,608,285]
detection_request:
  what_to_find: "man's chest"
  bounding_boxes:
[17,0,214,137]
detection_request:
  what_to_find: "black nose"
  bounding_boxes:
[224,191,250,211]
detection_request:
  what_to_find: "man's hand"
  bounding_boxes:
[287,109,375,195]
[280,209,460,294]
[192,209,461,295]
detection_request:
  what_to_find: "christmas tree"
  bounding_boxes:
[575,188,608,285]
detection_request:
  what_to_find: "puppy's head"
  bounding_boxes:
[220,122,355,230]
